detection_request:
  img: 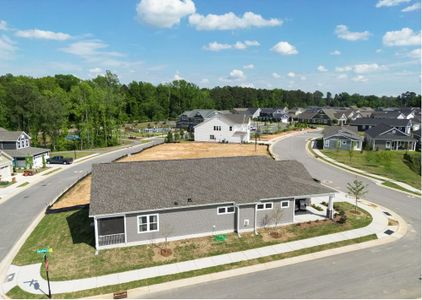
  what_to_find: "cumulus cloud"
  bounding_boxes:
[383,28,421,46]
[336,63,384,74]
[240,82,255,88]
[272,72,281,79]
[0,35,16,59]
[136,0,195,28]
[402,2,421,11]
[15,29,71,41]
[243,64,254,69]
[271,41,298,55]
[203,40,259,51]
[330,50,341,55]
[0,20,7,31]
[189,11,281,30]
[317,65,328,72]
[287,72,296,78]
[376,0,410,7]
[351,75,368,82]
[228,69,245,80]
[61,40,123,58]
[408,48,421,58]
[174,72,184,80]
[335,25,370,41]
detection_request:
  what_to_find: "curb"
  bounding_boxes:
[305,139,420,197]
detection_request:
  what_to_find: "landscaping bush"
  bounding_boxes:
[403,152,421,175]
[311,204,323,211]
[337,215,347,224]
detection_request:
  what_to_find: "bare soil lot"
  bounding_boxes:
[52,142,269,208]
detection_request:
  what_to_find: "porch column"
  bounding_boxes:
[94,217,99,252]
[326,195,334,219]
[396,141,398,150]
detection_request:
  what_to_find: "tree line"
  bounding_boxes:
[0,71,420,151]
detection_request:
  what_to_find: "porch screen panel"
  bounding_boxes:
[98,217,124,235]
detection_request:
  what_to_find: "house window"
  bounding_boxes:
[281,201,289,208]
[229,126,232,131]
[20,141,24,148]
[213,126,221,131]
[25,140,29,147]
[341,140,347,145]
[217,206,235,215]
[210,135,215,140]
[324,139,329,147]
[385,141,391,149]
[257,202,273,210]
[137,214,159,233]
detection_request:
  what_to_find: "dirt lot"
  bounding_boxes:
[259,128,317,141]
[52,142,269,209]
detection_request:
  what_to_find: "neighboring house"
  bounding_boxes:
[412,116,421,131]
[350,118,412,134]
[365,124,417,151]
[194,114,251,143]
[287,107,304,122]
[89,156,336,250]
[0,128,50,169]
[322,126,363,151]
[0,150,13,182]
[176,109,218,131]
[371,111,405,119]
[232,108,261,119]
[412,129,421,151]
[297,108,337,125]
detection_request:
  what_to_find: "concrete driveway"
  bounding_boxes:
[144,132,420,299]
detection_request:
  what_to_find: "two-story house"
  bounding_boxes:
[194,114,251,143]
[176,109,218,132]
[0,128,50,169]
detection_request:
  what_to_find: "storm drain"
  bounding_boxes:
[383,211,392,216]
[384,229,394,235]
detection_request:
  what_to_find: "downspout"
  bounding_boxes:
[254,204,257,235]
[94,216,99,255]
[236,205,241,238]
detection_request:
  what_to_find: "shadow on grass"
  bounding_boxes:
[66,208,95,248]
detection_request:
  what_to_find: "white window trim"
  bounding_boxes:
[341,140,347,145]
[385,141,391,149]
[217,206,235,215]
[257,202,273,210]
[137,214,159,234]
[281,201,290,208]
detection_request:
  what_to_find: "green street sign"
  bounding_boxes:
[36,248,53,254]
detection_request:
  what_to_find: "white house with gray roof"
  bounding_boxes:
[89,156,336,250]
[0,150,13,182]
[194,113,251,143]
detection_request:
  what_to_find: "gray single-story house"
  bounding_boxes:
[89,156,336,250]
[322,126,363,151]
[365,124,417,151]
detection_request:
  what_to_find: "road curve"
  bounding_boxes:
[0,139,163,264]
[144,132,420,299]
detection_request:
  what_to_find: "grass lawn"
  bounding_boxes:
[13,202,371,281]
[382,181,421,196]
[0,181,15,188]
[7,234,376,299]
[50,151,94,160]
[321,149,421,190]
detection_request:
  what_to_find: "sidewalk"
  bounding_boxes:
[311,147,421,195]
[2,192,406,296]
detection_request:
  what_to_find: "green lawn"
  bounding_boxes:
[321,149,421,190]
[8,234,377,299]
[50,151,94,160]
[13,202,371,282]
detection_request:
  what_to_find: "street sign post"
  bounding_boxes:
[35,248,53,298]
[36,248,53,254]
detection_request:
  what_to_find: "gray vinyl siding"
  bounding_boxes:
[126,204,236,243]
[238,204,255,231]
[373,139,388,150]
[256,199,294,228]
[323,137,355,150]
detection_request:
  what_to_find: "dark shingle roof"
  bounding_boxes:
[323,126,361,140]
[220,113,250,124]
[371,111,403,119]
[3,147,50,158]
[0,131,27,142]
[365,124,415,140]
[350,118,410,127]
[89,156,335,216]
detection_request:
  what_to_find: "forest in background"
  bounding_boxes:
[0,71,420,150]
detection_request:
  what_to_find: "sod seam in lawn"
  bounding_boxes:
[13,202,372,282]
[7,234,377,299]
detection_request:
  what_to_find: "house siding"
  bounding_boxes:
[256,199,294,228]
[194,117,250,143]
[323,137,361,151]
[238,204,255,232]
[125,204,236,243]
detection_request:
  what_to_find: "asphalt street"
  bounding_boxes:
[144,132,421,299]
[0,139,163,262]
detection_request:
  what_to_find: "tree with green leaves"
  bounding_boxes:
[347,177,368,212]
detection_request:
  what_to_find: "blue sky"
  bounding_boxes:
[0,0,420,96]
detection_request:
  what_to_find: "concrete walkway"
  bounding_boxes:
[2,192,405,296]
[311,147,421,195]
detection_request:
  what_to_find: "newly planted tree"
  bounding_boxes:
[347,177,368,213]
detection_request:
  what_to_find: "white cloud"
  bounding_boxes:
[383,28,421,46]
[243,64,254,69]
[317,65,328,72]
[0,20,7,31]
[330,50,341,55]
[351,75,368,82]
[271,41,298,55]
[15,29,71,41]
[408,48,421,58]
[203,40,259,51]
[173,71,184,80]
[136,0,195,28]
[402,2,421,11]
[336,63,384,74]
[61,40,123,58]
[240,82,255,88]
[200,78,209,84]
[337,74,348,79]
[0,35,16,59]
[189,11,281,30]
[272,72,281,79]
[335,25,370,41]
[300,75,307,81]
[88,67,105,77]
[287,72,296,78]
[228,69,245,80]
[376,0,410,7]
